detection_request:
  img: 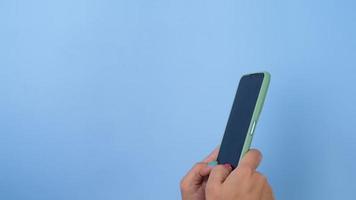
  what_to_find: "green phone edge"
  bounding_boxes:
[238,71,271,162]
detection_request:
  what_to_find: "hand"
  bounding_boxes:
[180,147,219,200]
[205,149,274,200]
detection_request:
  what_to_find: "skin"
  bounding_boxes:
[180,147,219,200]
[180,148,274,200]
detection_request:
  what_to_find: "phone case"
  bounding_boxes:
[238,72,270,161]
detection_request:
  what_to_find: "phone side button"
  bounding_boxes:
[250,121,256,135]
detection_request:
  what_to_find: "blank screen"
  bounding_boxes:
[217,73,264,168]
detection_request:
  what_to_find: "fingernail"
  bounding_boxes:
[224,164,232,170]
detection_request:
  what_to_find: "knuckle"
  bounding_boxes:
[254,171,267,182]
[238,166,253,175]
[179,178,189,191]
[194,162,208,171]
[194,162,204,168]
[260,174,267,182]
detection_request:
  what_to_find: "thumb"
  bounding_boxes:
[182,162,209,187]
[239,149,262,170]
[207,164,233,185]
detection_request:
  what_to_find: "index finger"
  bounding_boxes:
[203,146,220,162]
[238,149,262,170]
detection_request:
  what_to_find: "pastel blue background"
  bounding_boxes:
[1,0,356,199]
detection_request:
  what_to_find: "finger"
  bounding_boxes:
[262,181,275,200]
[203,146,220,162]
[200,164,214,177]
[182,162,209,186]
[182,147,220,187]
[207,164,233,185]
[238,149,262,170]
[252,172,267,196]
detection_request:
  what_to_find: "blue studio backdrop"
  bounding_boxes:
[1,0,356,199]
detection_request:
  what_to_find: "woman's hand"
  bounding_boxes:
[205,149,274,200]
[180,147,219,200]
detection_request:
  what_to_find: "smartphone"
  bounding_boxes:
[216,72,270,168]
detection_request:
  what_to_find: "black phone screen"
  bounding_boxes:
[217,73,264,168]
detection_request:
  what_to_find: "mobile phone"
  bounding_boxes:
[216,72,270,168]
